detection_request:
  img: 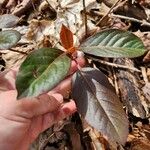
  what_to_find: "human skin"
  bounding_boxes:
[0,56,85,150]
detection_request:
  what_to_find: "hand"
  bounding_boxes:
[0,56,85,150]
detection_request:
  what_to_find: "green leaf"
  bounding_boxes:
[16,48,71,99]
[72,67,128,145]
[0,30,21,50]
[0,14,19,28]
[79,29,146,58]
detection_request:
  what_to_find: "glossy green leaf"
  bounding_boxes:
[80,29,146,58]
[72,67,128,145]
[0,30,21,50]
[16,48,71,99]
[0,14,19,28]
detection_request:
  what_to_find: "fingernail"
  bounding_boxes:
[62,106,77,115]
[49,93,63,103]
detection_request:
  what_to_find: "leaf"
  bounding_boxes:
[79,29,147,58]
[0,30,21,50]
[0,14,19,28]
[60,24,73,50]
[60,24,76,53]
[16,48,71,99]
[72,67,128,145]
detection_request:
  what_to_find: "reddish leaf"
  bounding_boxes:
[60,24,75,53]
[72,67,129,146]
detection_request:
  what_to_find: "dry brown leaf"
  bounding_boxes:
[85,126,115,150]
[130,138,150,150]
[2,45,34,69]
[64,123,82,150]
[143,50,150,62]
[102,0,118,7]
[12,0,39,16]
[142,83,150,102]
[60,0,80,8]
[26,19,57,44]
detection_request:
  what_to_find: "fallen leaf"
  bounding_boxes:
[142,83,150,102]
[0,30,21,50]
[130,138,150,150]
[0,14,19,28]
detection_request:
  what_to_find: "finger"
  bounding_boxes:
[54,100,77,121]
[16,93,63,118]
[68,56,85,75]
[50,54,85,97]
[41,100,76,131]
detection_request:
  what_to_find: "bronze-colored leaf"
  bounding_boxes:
[72,67,129,146]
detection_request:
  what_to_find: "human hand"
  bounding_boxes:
[0,56,85,150]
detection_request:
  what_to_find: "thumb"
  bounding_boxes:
[41,100,77,132]
[16,93,64,118]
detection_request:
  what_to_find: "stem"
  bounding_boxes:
[83,0,88,36]
[96,0,122,26]
[75,58,82,70]
[9,48,28,55]
[89,56,141,72]
[111,14,150,27]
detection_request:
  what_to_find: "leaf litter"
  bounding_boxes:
[0,0,150,150]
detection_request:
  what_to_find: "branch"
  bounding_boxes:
[111,14,150,27]
[83,0,88,36]
[96,0,122,26]
[9,48,28,55]
[90,57,141,72]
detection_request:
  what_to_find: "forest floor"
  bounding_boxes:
[0,0,150,150]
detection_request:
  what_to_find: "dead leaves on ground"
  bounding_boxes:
[0,0,150,149]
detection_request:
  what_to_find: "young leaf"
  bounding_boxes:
[0,14,19,28]
[0,30,21,50]
[16,48,71,99]
[72,67,128,145]
[79,29,146,58]
[60,24,76,53]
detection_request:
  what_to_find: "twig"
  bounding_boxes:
[31,0,38,12]
[90,57,141,72]
[111,14,150,27]
[141,67,148,83]
[9,48,28,55]
[112,68,119,95]
[96,0,122,26]
[39,132,55,150]
[45,0,51,6]
[0,65,5,71]
[12,0,32,16]
[82,0,88,36]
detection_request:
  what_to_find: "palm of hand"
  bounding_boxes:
[0,89,75,150]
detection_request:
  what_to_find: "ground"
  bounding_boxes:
[0,0,150,150]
